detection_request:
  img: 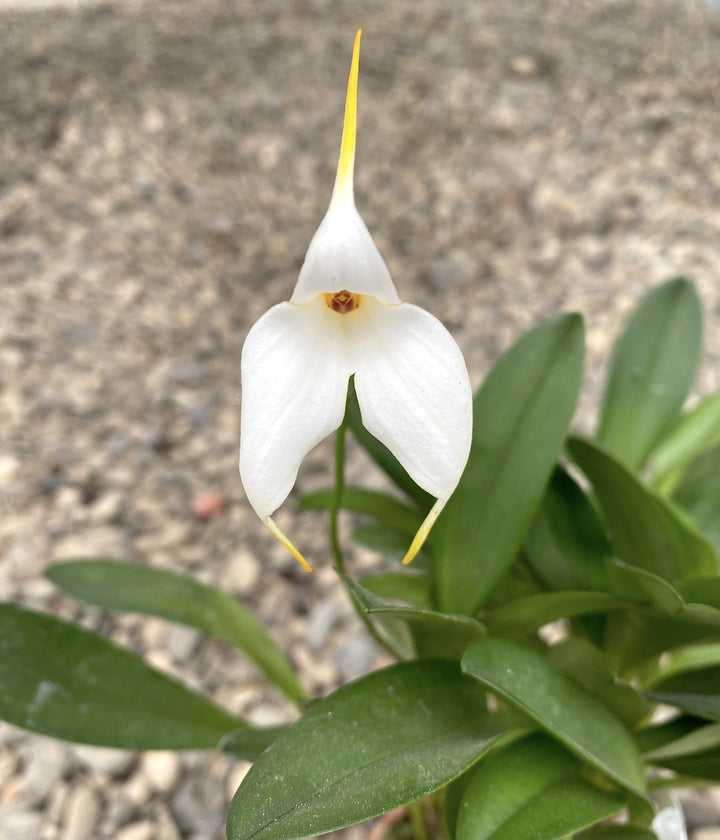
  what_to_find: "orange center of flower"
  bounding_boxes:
[324,290,361,314]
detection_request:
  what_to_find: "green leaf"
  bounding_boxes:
[359,572,432,609]
[643,721,720,762]
[483,591,630,636]
[567,437,718,582]
[351,523,428,565]
[220,725,290,761]
[455,733,624,840]
[346,379,434,508]
[644,692,720,722]
[226,660,511,840]
[299,487,423,537]
[547,638,649,728]
[597,277,702,471]
[524,467,612,593]
[648,392,720,493]
[604,610,720,673]
[344,576,484,659]
[607,559,685,614]
[434,314,585,614]
[634,716,701,755]
[462,638,645,794]
[671,440,720,556]
[645,643,720,692]
[47,560,304,702]
[679,577,720,609]
[0,603,242,749]
[647,746,720,782]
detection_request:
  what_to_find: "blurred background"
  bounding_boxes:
[1,0,719,838]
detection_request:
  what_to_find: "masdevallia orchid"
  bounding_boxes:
[239,30,472,572]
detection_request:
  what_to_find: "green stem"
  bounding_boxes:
[330,407,405,661]
[330,420,347,574]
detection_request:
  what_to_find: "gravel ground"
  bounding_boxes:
[1,0,720,837]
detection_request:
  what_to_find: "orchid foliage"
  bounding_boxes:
[2,32,720,840]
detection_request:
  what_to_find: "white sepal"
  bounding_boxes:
[239,299,349,519]
[351,299,473,502]
[291,198,400,305]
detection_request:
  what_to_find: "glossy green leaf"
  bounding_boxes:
[359,572,432,609]
[524,467,611,592]
[483,591,629,636]
[604,610,720,672]
[649,392,720,493]
[462,638,645,794]
[434,314,585,614]
[597,278,702,471]
[643,721,720,762]
[547,638,649,728]
[227,660,511,840]
[299,487,423,537]
[671,441,720,556]
[0,603,242,749]
[679,577,720,610]
[645,643,720,692]
[456,733,624,840]
[644,692,720,722]
[344,576,484,659]
[647,746,720,781]
[47,560,304,702]
[607,559,685,613]
[220,725,290,761]
[634,716,701,755]
[568,438,718,582]
[346,379,434,508]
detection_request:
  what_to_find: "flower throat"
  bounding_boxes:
[324,290,361,314]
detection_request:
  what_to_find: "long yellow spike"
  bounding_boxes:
[401,498,446,565]
[332,29,362,202]
[264,516,313,573]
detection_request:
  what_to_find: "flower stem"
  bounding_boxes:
[330,401,405,661]
[330,417,347,574]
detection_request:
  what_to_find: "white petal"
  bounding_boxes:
[239,299,350,518]
[291,199,401,305]
[351,299,472,500]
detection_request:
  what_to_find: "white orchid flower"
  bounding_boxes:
[239,30,472,572]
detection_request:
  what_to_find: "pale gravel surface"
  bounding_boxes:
[1,0,720,837]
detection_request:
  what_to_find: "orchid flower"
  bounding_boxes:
[239,30,472,572]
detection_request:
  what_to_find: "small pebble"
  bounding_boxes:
[0,809,42,840]
[227,548,260,594]
[305,599,340,651]
[114,821,155,840]
[122,771,153,807]
[73,745,136,777]
[167,625,199,662]
[89,491,124,524]
[0,751,17,790]
[59,785,100,840]
[191,491,225,519]
[225,761,250,801]
[22,740,68,805]
[335,631,378,682]
[141,751,181,793]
